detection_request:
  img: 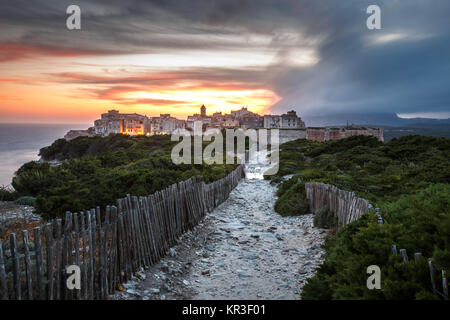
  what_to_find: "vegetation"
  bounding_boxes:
[313,206,337,229]
[0,187,18,202]
[13,196,36,206]
[271,135,449,203]
[274,176,309,216]
[11,134,236,220]
[270,135,449,299]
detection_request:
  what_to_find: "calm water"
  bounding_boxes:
[0,123,88,187]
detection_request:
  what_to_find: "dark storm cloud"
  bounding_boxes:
[1,0,449,116]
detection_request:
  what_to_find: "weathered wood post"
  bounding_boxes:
[33,227,45,299]
[391,244,398,255]
[442,270,448,300]
[0,242,8,300]
[9,233,21,300]
[428,258,438,295]
[22,230,33,300]
[400,249,408,262]
[414,252,422,262]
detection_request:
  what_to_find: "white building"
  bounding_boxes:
[263,110,305,129]
[94,110,147,136]
[150,114,186,135]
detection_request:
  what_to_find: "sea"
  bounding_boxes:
[0,123,88,187]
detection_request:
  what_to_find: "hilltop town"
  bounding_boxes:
[64,105,383,142]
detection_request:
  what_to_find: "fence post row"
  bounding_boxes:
[390,245,448,300]
[0,165,245,300]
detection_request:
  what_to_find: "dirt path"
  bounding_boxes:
[113,161,327,300]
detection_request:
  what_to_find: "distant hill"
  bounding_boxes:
[303,112,450,127]
[301,112,450,141]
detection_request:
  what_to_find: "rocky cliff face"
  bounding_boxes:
[64,128,95,141]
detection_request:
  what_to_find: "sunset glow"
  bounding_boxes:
[0,48,290,123]
[1,1,449,123]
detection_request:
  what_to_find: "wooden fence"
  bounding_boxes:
[390,245,448,300]
[305,182,448,299]
[305,182,373,228]
[0,164,245,300]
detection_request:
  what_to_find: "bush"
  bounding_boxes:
[11,134,236,219]
[313,206,337,229]
[301,184,450,300]
[0,187,18,201]
[13,196,36,206]
[274,178,309,216]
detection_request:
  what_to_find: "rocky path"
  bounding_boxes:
[113,162,328,300]
[0,201,41,238]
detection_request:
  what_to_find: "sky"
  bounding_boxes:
[0,0,449,124]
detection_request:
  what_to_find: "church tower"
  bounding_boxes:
[200,104,206,117]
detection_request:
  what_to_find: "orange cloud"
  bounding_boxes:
[0,78,23,82]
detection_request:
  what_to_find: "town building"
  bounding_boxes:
[263,115,281,128]
[186,105,212,129]
[306,126,384,142]
[150,114,186,135]
[263,110,305,129]
[281,110,305,128]
[94,110,147,136]
[67,106,383,143]
[230,107,254,119]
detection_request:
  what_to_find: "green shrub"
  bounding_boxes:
[274,179,309,216]
[0,187,19,201]
[313,206,337,229]
[10,134,236,219]
[13,196,36,206]
[301,184,450,300]
[273,135,450,299]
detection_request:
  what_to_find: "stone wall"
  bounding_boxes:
[305,182,373,227]
[277,128,307,144]
[306,126,384,142]
[267,126,383,145]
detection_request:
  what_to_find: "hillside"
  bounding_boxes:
[269,135,450,299]
[9,134,235,220]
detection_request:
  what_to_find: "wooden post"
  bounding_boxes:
[98,224,105,299]
[90,209,98,299]
[33,228,45,299]
[414,252,422,262]
[118,210,128,283]
[54,219,62,300]
[73,213,81,300]
[9,233,21,300]
[22,230,33,300]
[428,258,437,295]
[80,212,88,300]
[400,248,408,261]
[45,223,54,300]
[103,207,110,298]
[61,211,72,300]
[96,206,102,228]
[0,242,8,300]
[442,270,448,300]
[87,211,95,299]
[109,206,118,294]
